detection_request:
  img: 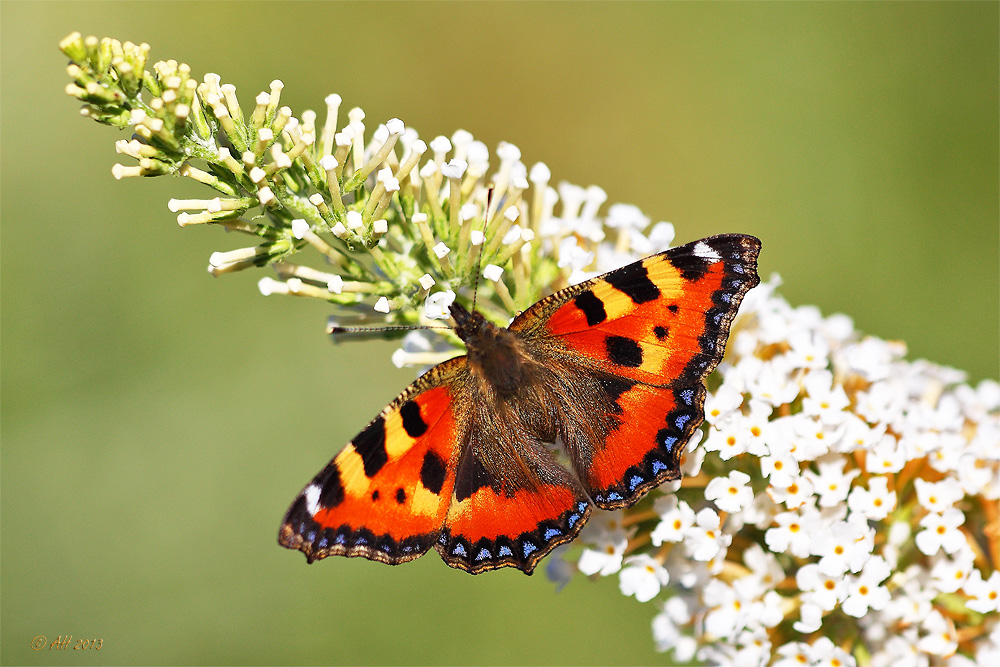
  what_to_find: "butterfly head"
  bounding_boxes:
[449,301,532,396]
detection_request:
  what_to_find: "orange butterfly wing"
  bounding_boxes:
[510,234,761,508]
[278,357,464,565]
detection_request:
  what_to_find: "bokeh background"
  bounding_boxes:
[2,2,997,665]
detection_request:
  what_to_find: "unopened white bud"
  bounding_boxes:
[258,277,288,296]
[291,219,310,239]
[386,118,405,135]
[483,264,504,282]
[433,242,451,259]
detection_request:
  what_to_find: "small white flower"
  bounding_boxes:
[812,519,872,576]
[731,629,771,667]
[855,380,906,425]
[766,473,815,510]
[802,369,851,425]
[577,538,627,577]
[742,543,785,591]
[423,290,455,320]
[784,330,831,371]
[685,507,731,562]
[865,433,908,474]
[878,627,923,667]
[651,597,695,657]
[705,383,744,425]
[702,579,753,640]
[646,221,676,252]
[745,360,800,407]
[765,509,815,558]
[618,554,670,602]
[842,555,892,617]
[650,495,695,545]
[956,450,997,497]
[791,601,824,634]
[846,475,897,521]
[772,642,813,667]
[557,236,594,271]
[839,414,885,453]
[929,547,975,594]
[810,636,857,667]
[915,507,967,556]
[791,414,842,460]
[577,512,630,577]
[759,449,799,488]
[753,590,786,629]
[917,609,958,658]
[804,455,859,508]
[796,563,847,611]
[704,414,749,460]
[964,568,1000,613]
[705,470,755,513]
[742,399,773,456]
[844,336,901,382]
[605,202,649,229]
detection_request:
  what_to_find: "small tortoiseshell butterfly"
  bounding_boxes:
[279,234,761,574]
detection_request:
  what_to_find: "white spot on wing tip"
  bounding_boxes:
[693,241,722,261]
[304,484,321,516]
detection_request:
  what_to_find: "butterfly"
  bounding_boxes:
[279,234,761,574]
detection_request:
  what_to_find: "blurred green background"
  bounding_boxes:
[2,2,997,665]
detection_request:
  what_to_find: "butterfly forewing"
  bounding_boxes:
[510,234,761,508]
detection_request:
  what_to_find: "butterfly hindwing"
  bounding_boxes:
[437,434,591,574]
[511,234,761,509]
[278,357,466,565]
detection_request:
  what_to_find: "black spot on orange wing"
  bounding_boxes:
[670,253,712,282]
[420,450,447,495]
[395,487,406,504]
[319,464,345,507]
[352,416,388,477]
[573,290,607,326]
[605,262,660,304]
[654,325,669,340]
[606,335,643,367]
[399,400,428,437]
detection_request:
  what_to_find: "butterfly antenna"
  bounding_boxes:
[326,320,450,342]
[471,186,495,314]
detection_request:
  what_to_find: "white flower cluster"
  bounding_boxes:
[554,275,1000,667]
